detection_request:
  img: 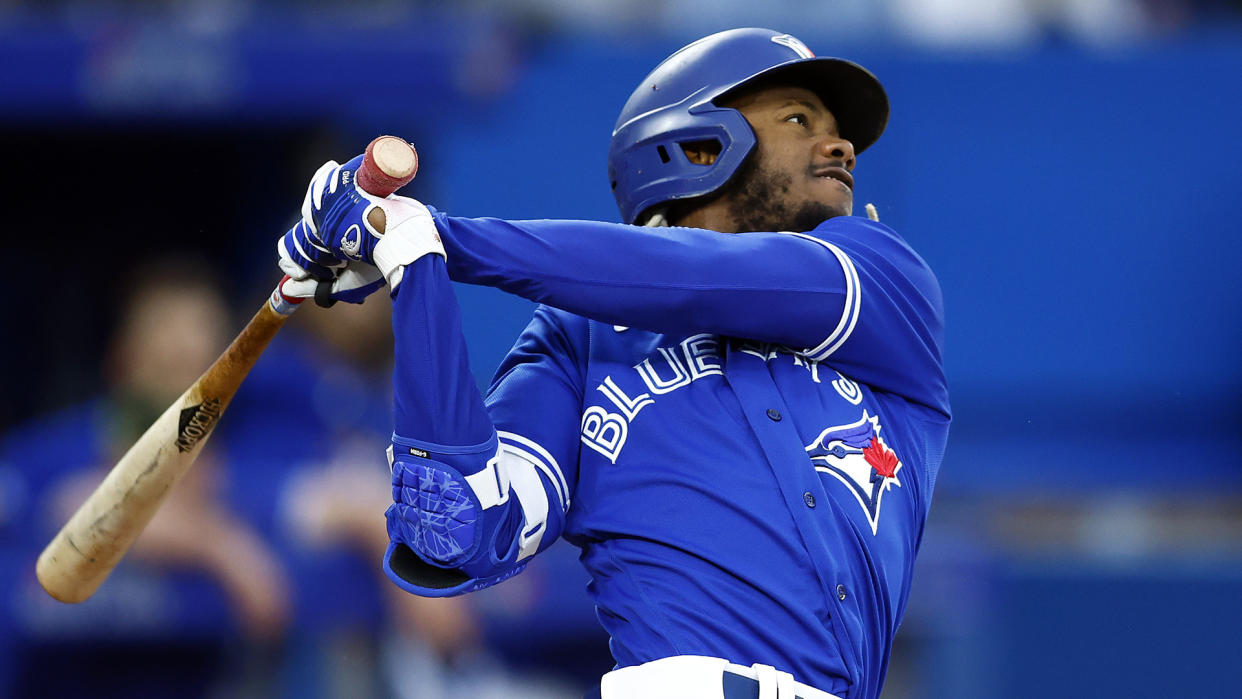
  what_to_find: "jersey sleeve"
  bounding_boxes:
[429,210,946,413]
[431,211,857,347]
[382,255,583,597]
[790,217,948,415]
[482,305,584,524]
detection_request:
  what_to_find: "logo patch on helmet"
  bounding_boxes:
[805,411,903,535]
[771,34,814,59]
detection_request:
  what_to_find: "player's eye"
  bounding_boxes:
[784,113,810,128]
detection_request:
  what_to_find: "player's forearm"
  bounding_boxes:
[385,257,567,596]
[391,254,494,445]
[432,212,852,347]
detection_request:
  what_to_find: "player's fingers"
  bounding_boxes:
[328,265,385,304]
[335,263,383,288]
[278,228,336,280]
[278,263,383,304]
[302,159,341,224]
[279,276,319,300]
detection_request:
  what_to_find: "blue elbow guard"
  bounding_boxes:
[382,439,528,597]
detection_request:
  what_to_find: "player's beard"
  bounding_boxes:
[726,152,848,233]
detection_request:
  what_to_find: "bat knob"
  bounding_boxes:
[357,136,419,197]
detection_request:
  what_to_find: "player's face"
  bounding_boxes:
[724,86,856,233]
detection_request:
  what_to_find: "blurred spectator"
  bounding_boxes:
[886,0,1151,47]
[658,0,884,40]
[0,260,291,697]
[89,262,290,639]
[887,0,1043,47]
[464,0,665,35]
[0,0,1237,46]
[0,261,591,698]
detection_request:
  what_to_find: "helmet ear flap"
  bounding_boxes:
[610,103,756,224]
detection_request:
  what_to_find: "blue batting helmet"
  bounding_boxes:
[608,28,889,225]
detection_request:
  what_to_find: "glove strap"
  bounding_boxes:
[314,280,338,308]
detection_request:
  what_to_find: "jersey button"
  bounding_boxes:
[837,584,848,601]
[803,491,816,508]
[766,408,782,422]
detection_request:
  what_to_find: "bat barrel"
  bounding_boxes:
[36,398,197,602]
[36,302,290,603]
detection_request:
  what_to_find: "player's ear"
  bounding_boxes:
[681,139,721,166]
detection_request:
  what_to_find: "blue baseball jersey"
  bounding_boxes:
[381,213,949,699]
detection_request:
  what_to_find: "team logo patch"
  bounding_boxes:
[805,411,902,535]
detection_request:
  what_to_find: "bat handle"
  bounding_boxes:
[269,275,305,316]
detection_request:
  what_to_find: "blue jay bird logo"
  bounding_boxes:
[805,412,902,535]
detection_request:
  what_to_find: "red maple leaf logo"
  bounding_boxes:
[863,438,899,478]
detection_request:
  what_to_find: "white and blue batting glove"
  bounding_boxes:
[277,261,386,306]
[277,155,445,303]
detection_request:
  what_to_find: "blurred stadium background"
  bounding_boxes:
[1,0,1240,697]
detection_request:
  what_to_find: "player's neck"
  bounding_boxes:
[675,201,739,233]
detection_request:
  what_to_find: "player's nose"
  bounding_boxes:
[818,135,856,170]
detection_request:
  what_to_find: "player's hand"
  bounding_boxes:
[278,155,445,293]
[276,262,385,306]
[276,157,379,304]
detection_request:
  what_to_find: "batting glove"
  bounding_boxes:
[275,261,385,307]
[277,155,445,297]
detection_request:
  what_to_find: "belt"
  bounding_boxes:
[587,655,843,699]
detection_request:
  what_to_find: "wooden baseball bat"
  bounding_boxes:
[36,135,419,604]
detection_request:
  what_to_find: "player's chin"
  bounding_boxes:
[827,188,853,215]
[815,183,853,213]
[807,184,852,218]
[789,199,850,231]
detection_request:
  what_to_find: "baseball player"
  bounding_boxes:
[276,27,949,699]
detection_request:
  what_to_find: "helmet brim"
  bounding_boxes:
[715,57,889,155]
